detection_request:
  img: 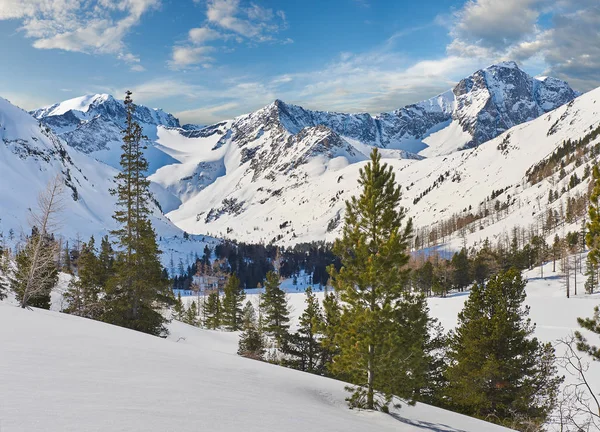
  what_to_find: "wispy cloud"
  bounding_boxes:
[170,0,289,69]
[0,0,159,68]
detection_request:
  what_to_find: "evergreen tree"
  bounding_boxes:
[451,248,470,291]
[101,91,172,336]
[584,256,597,294]
[64,236,103,319]
[173,292,185,321]
[241,300,257,329]
[283,287,324,373]
[98,235,114,286]
[11,228,58,309]
[222,274,245,331]
[319,292,341,375]
[328,148,425,410]
[575,306,600,361]
[184,300,199,326]
[261,271,290,344]
[203,290,222,329]
[586,165,600,266]
[445,269,562,430]
[238,300,266,360]
[62,240,72,273]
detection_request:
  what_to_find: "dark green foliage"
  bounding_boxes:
[101,92,172,336]
[451,248,470,291]
[575,306,600,361]
[203,291,222,329]
[222,274,245,331]
[173,292,185,321]
[11,229,57,309]
[238,301,266,360]
[64,236,103,319]
[261,271,290,344]
[328,148,430,411]
[184,301,199,326]
[445,269,562,430]
[282,287,324,373]
[319,292,341,375]
[587,165,600,267]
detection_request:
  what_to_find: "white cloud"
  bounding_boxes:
[189,27,221,44]
[0,0,158,65]
[169,46,214,69]
[171,0,288,68]
[447,0,600,91]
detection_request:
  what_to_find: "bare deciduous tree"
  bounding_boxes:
[18,175,65,308]
[554,336,600,431]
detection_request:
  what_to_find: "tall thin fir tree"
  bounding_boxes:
[261,271,290,345]
[101,91,172,336]
[296,286,324,373]
[64,236,104,319]
[222,274,245,331]
[328,148,425,410]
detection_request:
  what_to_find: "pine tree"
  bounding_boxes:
[64,236,103,319]
[328,148,424,410]
[319,292,341,375]
[11,228,58,309]
[173,292,185,321]
[584,255,597,294]
[241,300,257,329]
[101,91,172,336]
[261,271,290,344]
[283,287,324,373]
[238,299,266,360]
[98,235,114,286]
[575,306,600,361]
[221,274,245,331]
[203,290,222,329]
[586,165,600,266]
[445,269,562,430]
[184,301,199,326]
[451,248,470,291]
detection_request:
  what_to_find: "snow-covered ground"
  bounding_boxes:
[0,301,512,432]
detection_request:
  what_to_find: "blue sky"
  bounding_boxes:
[0,0,598,125]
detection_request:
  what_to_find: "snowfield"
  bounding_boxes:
[0,302,512,432]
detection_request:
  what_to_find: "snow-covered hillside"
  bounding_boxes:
[0,96,216,266]
[29,62,579,248]
[0,300,513,432]
[32,94,180,175]
[159,84,598,247]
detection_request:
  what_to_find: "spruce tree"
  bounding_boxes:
[451,248,470,291]
[203,290,222,329]
[575,306,600,361]
[445,269,562,430]
[64,236,103,319]
[222,274,245,331]
[241,300,256,329]
[238,300,266,360]
[173,292,185,321]
[328,148,422,410]
[261,271,290,344]
[101,91,172,336]
[184,301,199,326]
[11,228,58,309]
[586,165,600,266]
[283,287,324,373]
[319,292,341,375]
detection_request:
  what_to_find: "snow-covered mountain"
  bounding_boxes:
[0,96,215,266]
[31,94,180,175]
[162,84,599,247]
[29,62,582,247]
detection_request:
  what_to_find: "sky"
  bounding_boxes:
[0,0,599,125]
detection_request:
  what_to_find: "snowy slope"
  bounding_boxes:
[0,96,216,266]
[32,94,180,175]
[163,84,598,247]
[0,301,513,432]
